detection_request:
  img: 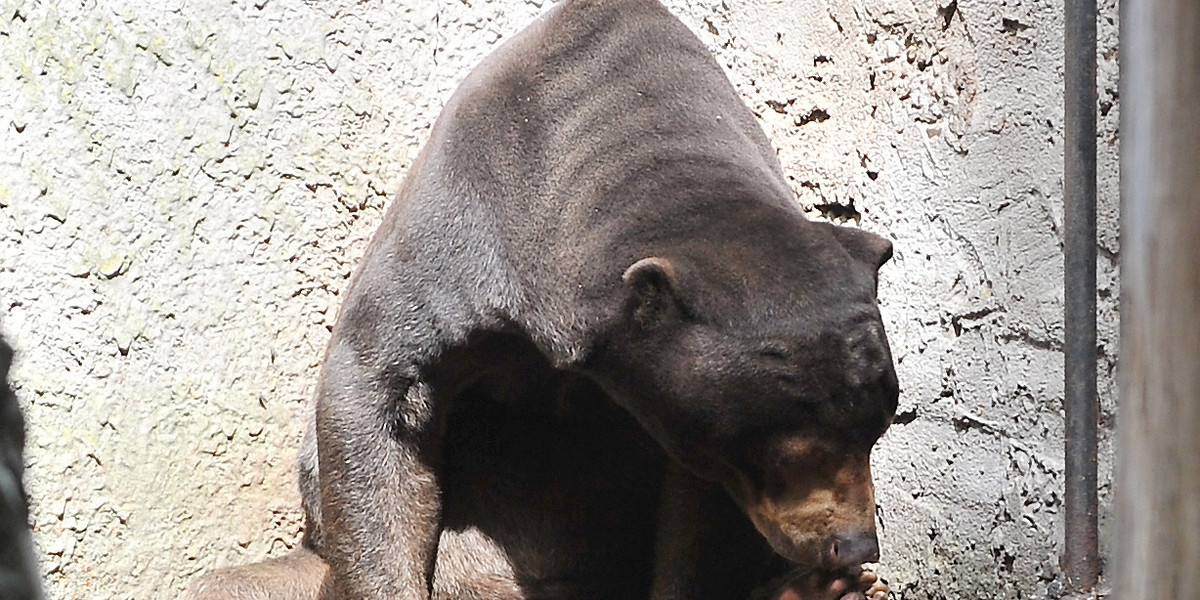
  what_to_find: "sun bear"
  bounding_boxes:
[185,1,898,599]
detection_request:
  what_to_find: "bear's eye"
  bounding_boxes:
[774,371,802,386]
[757,344,791,361]
[759,360,802,386]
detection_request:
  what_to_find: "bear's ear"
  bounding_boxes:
[622,257,680,322]
[831,226,893,270]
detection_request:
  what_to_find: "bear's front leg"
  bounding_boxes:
[314,337,444,600]
[650,462,707,600]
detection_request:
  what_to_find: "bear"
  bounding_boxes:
[184,1,898,599]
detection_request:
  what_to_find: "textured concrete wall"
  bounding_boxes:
[0,0,1119,598]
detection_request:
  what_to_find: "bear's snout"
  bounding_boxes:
[738,447,880,569]
[745,495,880,569]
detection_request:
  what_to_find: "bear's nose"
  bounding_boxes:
[824,532,880,569]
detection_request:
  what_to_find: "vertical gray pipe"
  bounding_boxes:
[1062,0,1099,592]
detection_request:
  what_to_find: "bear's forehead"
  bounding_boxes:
[694,293,885,346]
[670,239,880,320]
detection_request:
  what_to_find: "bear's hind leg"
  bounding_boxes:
[181,547,331,600]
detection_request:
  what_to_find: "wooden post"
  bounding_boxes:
[1114,0,1200,598]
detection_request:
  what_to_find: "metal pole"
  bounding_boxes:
[1062,0,1099,592]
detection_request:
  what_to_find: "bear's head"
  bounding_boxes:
[592,216,898,572]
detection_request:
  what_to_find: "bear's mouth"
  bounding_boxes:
[744,505,827,566]
[734,492,805,563]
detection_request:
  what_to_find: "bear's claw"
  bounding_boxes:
[855,566,889,600]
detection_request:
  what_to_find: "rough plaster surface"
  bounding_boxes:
[0,0,1119,598]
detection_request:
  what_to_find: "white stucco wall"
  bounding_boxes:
[0,0,1120,598]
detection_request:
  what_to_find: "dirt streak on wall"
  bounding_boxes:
[0,0,1118,598]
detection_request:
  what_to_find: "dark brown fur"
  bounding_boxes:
[1,336,44,600]
[186,1,898,599]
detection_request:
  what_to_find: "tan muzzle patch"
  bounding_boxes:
[741,446,879,568]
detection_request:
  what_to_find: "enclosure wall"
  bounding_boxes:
[0,1,1119,598]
